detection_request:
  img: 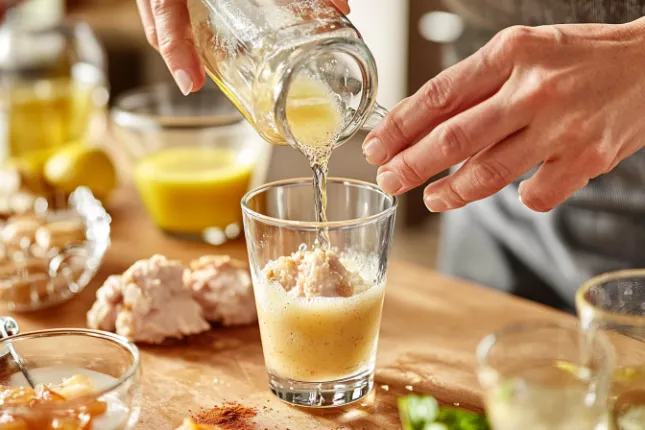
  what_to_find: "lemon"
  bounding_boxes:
[44,143,117,200]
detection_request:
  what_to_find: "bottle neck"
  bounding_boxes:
[273,36,380,150]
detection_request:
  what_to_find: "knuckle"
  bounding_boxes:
[435,124,468,159]
[144,25,159,47]
[442,181,468,208]
[501,26,535,50]
[583,148,614,176]
[420,76,454,112]
[158,37,191,58]
[382,111,410,142]
[397,153,425,186]
[151,0,175,14]
[471,160,512,192]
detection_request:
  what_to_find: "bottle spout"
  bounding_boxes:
[362,103,389,131]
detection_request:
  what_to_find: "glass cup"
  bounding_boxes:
[0,328,141,429]
[477,321,615,430]
[577,270,645,430]
[241,178,397,407]
[0,20,109,164]
[112,82,272,243]
[187,0,388,150]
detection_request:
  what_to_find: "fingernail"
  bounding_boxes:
[173,69,193,96]
[363,138,386,164]
[424,193,448,212]
[376,171,402,194]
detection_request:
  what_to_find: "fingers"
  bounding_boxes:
[363,45,513,166]
[151,0,205,95]
[375,88,529,194]
[518,160,590,212]
[137,0,158,48]
[422,128,544,212]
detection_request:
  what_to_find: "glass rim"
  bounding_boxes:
[111,83,244,130]
[241,177,397,229]
[475,319,615,374]
[0,328,140,412]
[576,269,645,326]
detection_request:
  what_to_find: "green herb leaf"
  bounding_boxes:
[398,395,490,430]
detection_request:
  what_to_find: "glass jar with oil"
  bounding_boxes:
[187,0,387,152]
[0,4,108,170]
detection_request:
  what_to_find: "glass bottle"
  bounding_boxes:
[0,0,108,164]
[187,0,387,149]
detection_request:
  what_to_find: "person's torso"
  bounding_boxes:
[445,0,645,28]
[442,0,645,305]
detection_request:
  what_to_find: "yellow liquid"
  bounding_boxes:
[256,279,385,382]
[133,147,254,234]
[6,78,95,159]
[285,77,342,151]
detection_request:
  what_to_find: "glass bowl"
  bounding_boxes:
[111,82,272,244]
[0,327,141,430]
[0,187,111,312]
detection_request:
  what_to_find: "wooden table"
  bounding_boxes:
[3,186,602,429]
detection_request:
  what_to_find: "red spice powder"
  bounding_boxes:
[192,403,257,430]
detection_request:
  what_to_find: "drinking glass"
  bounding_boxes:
[0,20,109,163]
[477,321,615,430]
[112,82,272,242]
[241,177,397,407]
[187,0,388,150]
[577,270,645,430]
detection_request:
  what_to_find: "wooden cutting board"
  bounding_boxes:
[5,185,639,430]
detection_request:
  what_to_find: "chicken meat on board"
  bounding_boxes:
[87,254,210,344]
[184,255,257,326]
[263,247,370,299]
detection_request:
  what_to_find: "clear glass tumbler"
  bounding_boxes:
[187,0,387,150]
[242,178,397,407]
[477,321,615,430]
[577,270,645,430]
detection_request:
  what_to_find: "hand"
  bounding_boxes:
[364,21,645,212]
[136,0,350,96]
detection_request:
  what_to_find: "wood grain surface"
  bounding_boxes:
[4,185,634,430]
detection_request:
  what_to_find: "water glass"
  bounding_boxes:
[241,177,397,407]
[578,270,645,430]
[477,321,615,430]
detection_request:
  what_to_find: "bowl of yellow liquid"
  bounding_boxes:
[111,83,271,243]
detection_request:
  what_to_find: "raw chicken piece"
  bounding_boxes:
[86,275,123,332]
[264,248,368,299]
[184,255,257,326]
[87,255,210,344]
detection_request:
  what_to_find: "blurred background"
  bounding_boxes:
[0,0,467,269]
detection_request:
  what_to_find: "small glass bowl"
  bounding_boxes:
[111,82,272,245]
[0,328,141,430]
[0,187,111,311]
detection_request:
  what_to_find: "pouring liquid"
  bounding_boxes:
[284,76,343,248]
